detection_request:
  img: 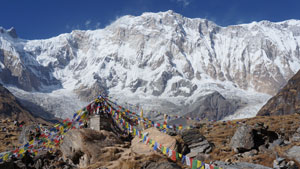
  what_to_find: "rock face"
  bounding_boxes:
[0,48,61,92]
[131,127,177,155]
[257,69,300,116]
[180,129,212,157]
[230,125,255,153]
[60,129,123,167]
[185,91,239,121]
[0,83,46,123]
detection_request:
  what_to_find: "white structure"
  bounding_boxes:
[89,115,101,131]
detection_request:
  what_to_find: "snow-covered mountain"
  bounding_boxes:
[1,10,300,120]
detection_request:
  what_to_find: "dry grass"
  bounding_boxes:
[0,122,23,152]
[198,114,300,167]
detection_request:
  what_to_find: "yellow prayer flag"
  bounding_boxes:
[163,147,167,154]
[197,160,201,168]
[19,148,25,154]
[3,153,9,161]
[179,126,183,130]
[29,140,34,145]
[80,112,87,119]
[179,153,182,158]
[140,108,143,118]
[77,109,82,114]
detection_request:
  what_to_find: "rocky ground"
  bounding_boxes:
[197,114,300,168]
[1,113,299,169]
[0,119,23,152]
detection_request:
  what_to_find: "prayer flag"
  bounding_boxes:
[176,152,180,161]
[168,148,172,157]
[3,153,9,161]
[192,159,198,169]
[171,150,176,161]
[186,156,191,167]
[153,142,157,151]
[181,155,186,165]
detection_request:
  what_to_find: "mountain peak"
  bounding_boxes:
[7,27,18,38]
[0,26,18,38]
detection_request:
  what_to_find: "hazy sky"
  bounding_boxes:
[1,0,300,39]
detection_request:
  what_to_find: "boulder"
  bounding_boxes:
[180,129,212,157]
[286,146,300,163]
[131,127,177,155]
[60,129,122,167]
[230,125,255,153]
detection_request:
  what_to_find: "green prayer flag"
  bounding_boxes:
[176,152,179,160]
[192,159,198,169]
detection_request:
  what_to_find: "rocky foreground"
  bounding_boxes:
[1,113,299,169]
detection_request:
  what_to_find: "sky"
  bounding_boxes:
[1,0,300,40]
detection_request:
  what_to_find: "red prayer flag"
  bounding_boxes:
[171,150,176,161]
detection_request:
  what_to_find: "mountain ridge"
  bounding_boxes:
[257,69,300,116]
[1,10,300,120]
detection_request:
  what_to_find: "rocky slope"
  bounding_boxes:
[3,114,300,169]
[0,83,48,122]
[0,84,55,153]
[1,10,300,120]
[257,69,300,116]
